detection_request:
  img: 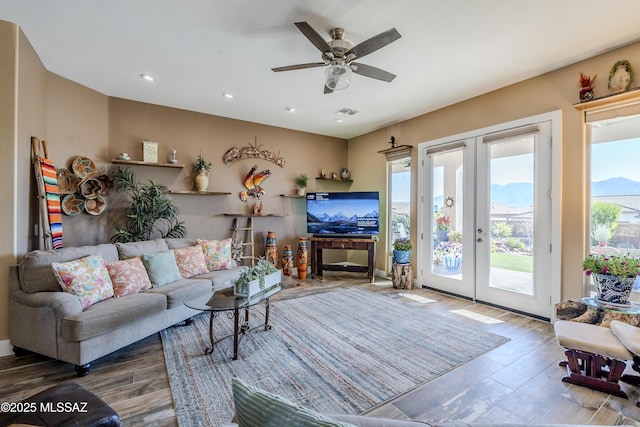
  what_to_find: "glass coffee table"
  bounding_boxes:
[184,284,281,360]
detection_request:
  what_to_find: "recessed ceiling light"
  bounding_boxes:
[334,118,343,123]
[140,73,156,82]
[285,107,296,112]
[222,92,234,99]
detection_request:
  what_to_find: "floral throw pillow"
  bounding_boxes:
[51,254,114,309]
[105,256,152,297]
[197,238,233,271]
[173,245,209,278]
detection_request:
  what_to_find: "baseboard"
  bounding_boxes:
[0,339,13,357]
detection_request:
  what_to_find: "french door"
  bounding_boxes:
[420,118,554,319]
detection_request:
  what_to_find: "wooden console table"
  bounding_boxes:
[309,237,376,283]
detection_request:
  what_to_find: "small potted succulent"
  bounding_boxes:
[392,238,412,264]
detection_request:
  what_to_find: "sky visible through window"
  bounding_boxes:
[592,138,640,183]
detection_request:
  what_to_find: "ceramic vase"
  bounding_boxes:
[340,168,350,180]
[579,88,594,102]
[393,249,410,264]
[282,244,293,276]
[297,237,308,280]
[265,230,278,268]
[194,170,209,191]
[592,273,635,305]
[610,64,631,93]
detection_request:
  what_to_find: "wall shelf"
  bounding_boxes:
[315,178,353,183]
[112,159,184,168]
[169,190,231,195]
[573,87,640,111]
[280,194,305,198]
[222,213,287,217]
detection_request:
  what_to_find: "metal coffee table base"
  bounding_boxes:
[205,299,272,360]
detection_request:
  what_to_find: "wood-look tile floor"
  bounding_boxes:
[2,274,640,426]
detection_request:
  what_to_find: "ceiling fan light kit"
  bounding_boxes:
[272,21,401,94]
[325,64,352,90]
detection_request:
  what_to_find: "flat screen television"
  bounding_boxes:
[306,191,380,236]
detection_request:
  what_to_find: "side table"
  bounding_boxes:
[392,263,412,289]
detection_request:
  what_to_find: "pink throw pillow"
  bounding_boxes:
[174,245,209,278]
[197,238,233,271]
[106,257,152,297]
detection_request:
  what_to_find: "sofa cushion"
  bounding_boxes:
[144,277,211,309]
[232,377,356,427]
[165,237,198,249]
[106,257,153,297]
[142,250,182,287]
[51,254,114,309]
[174,245,209,278]
[115,238,168,260]
[62,292,167,341]
[19,244,118,294]
[198,238,233,270]
[193,267,247,291]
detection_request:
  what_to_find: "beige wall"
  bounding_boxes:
[0,21,18,345]
[349,41,640,301]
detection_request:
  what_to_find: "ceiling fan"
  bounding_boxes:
[272,22,401,94]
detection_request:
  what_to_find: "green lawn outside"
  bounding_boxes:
[490,252,533,273]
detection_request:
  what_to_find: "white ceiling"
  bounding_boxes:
[3,0,640,139]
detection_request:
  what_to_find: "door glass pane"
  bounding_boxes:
[389,158,411,250]
[431,149,463,279]
[590,117,640,294]
[488,136,534,295]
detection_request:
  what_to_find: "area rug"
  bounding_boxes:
[161,287,509,427]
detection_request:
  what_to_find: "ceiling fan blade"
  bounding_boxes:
[345,28,401,59]
[272,62,326,72]
[351,62,396,82]
[324,85,333,94]
[295,21,332,53]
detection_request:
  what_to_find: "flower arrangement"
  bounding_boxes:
[393,238,412,251]
[435,215,451,231]
[578,72,596,89]
[192,154,212,173]
[583,253,640,279]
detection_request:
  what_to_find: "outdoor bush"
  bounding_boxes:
[591,201,621,238]
[492,221,513,239]
[505,238,525,250]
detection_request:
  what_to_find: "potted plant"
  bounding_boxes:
[234,258,282,297]
[583,253,640,305]
[110,167,186,243]
[435,215,451,242]
[192,154,212,191]
[392,238,412,264]
[295,173,308,196]
[578,72,597,102]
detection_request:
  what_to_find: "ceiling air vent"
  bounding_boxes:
[336,107,359,116]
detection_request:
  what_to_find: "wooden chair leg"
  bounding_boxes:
[560,349,628,399]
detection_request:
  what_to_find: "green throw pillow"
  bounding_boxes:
[142,250,182,287]
[231,377,356,427]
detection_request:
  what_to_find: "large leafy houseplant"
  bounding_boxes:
[110,167,186,243]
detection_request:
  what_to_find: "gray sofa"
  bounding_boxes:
[9,237,246,376]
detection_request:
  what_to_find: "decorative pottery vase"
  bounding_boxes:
[579,88,594,102]
[444,254,462,272]
[297,237,308,280]
[265,230,278,268]
[393,249,410,264]
[282,245,293,276]
[340,168,350,180]
[592,273,635,305]
[194,170,209,191]
[436,229,449,242]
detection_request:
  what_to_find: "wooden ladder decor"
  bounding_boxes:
[31,136,63,250]
[231,217,255,266]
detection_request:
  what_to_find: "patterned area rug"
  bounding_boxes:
[161,287,509,427]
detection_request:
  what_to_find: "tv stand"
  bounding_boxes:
[309,237,376,283]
